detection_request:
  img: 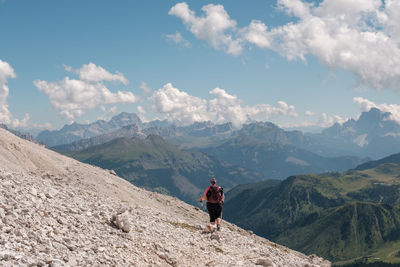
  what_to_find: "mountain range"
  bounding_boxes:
[198,131,367,179]
[36,112,143,147]
[48,110,400,181]
[223,157,400,264]
[55,124,367,180]
[297,108,400,159]
[38,108,400,162]
[60,135,264,205]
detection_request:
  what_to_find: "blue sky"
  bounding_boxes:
[1,0,400,132]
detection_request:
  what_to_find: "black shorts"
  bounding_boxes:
[206,202,222,222]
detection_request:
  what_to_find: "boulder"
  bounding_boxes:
[111,211,131,233]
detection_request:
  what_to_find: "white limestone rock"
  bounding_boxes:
[256,258,274,266]
[111,211,131,233]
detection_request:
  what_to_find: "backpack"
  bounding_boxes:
[206,185,223,203]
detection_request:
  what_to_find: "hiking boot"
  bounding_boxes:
[207,225,214,232]
[217,224,221,231]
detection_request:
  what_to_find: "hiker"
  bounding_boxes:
[200,177,224,232]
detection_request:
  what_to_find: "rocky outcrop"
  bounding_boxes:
[0,128,330,266]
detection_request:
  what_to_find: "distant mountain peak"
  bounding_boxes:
[37,112,144,147]
[358,107,391,123]
[110,112,142,125]
[145,134,167,144]
[244,121,279,128]
[315,107,400,158]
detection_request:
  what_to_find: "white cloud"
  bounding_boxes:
[10,113,30,128]
[305,110,314,116]
[140,82,153,94]
[137,105,149,123]
[34,63,137,120]
[0,59,33,129]
[268,0,400,89]
[318,113,347,127]
[166,31,191,47]
[240,20,272,49]
[151,83,208,125]
[353,96,400,123]
[171,1,400,91]
[278,0,312,17]
[137,105,146,115]
[0,59,16,124]
[97,106,118,121]
[151,83,297,127]
[169,2,242,55]
[65,62,128,85]
[109,106,117,114]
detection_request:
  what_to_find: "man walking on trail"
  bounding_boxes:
[200,177,224,232]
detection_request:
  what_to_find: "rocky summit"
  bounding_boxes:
[0,128,330,267]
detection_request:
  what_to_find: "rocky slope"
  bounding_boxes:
[0,124,36,143]
[0,128,330,266]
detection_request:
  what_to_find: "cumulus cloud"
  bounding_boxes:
[151,83,297,127]
[65,63,128,85]
[140,82,153,94]
[353,96,400,123]
[318,113,347,127]
[305,110,315,116]
[137,105,149,123]
[0,59,32,128]
[166,31,191,47]
[34,63,137,120]
[151,83,208,124]
[97,106,118,121]
[10,113,30,128]
[0,59,16,124]
[169,2,242,55]
[171,1,400,91]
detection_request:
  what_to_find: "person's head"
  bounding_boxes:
[210,177,216,185]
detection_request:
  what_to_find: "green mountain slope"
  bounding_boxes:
[61,135,264,205]
[224,162,400,263]
[356,152,400,171]
[277,202,400,261]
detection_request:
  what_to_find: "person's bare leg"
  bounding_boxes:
[216,218,221,230]
[207,222,215,232]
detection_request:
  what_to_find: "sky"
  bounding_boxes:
[1,0,400,133]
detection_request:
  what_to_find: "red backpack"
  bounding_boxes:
[206,185,223,203]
